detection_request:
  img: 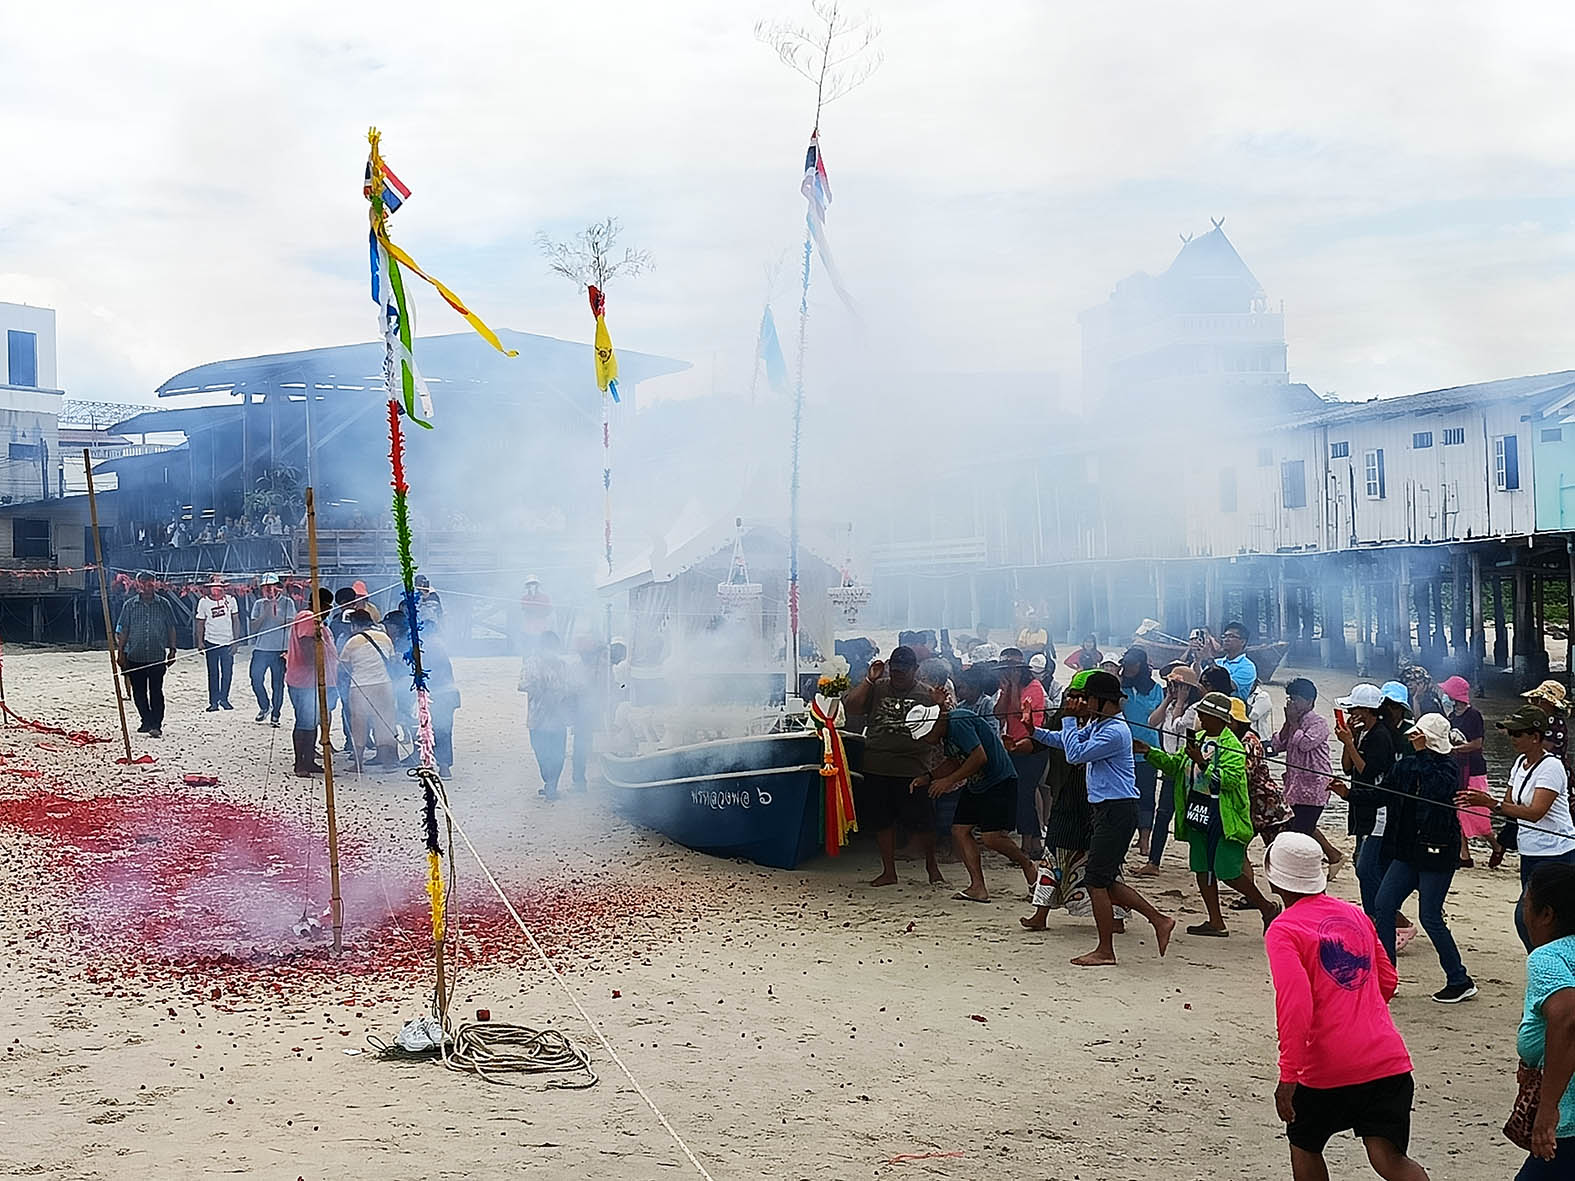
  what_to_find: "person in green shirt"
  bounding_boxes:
[1136,691,1280,937]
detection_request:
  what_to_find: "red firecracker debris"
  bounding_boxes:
[182,775,220,787]
[969,1014,987,1024]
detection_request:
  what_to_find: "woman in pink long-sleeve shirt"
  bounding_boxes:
[1263,832,1429,1180]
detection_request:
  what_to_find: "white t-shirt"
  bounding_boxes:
[196,594,238,646]
[341,630,394,688]
[1247,686,1275,742]
[1511,754,1575,858]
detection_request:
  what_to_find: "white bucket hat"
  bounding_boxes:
[1265,832,1327,895]
[905,703,942,739]
[1410,712,1454,756]
[1336,683,1384,710]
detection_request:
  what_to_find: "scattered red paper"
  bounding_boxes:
[182,774,219,786]
[116,755,156,765]
[2,704,109,745]
[968,1014,987,1023]
[9,768,42,779]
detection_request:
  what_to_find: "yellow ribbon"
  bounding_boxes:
[376,232,519,358]
[426,848,446,943]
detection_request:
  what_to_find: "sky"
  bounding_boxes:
[3,0,1575,408]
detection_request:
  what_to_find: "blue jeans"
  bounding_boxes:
[1356,834,1389,918]
[204,643,234,707]
[530,726,567,795]
[1149,774,1177,866]
[1374,860,1467,987]
[250,649,286,718]
[1518,849,1575,950]
[1134,761,1158,833]
[1517,1139,1575,1179]
[1010,749,1049,852]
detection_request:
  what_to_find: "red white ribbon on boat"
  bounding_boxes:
[809,695,857,857]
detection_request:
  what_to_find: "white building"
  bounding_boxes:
[0,302,63,505]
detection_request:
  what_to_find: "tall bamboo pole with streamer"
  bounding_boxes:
[305,488,344,954]
[84,450,133,763]
[756,1,881,704]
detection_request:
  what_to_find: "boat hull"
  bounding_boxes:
[601,731,864,869]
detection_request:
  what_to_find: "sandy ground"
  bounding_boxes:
[0,646,1542,1180]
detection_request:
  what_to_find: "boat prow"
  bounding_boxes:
[601,730,864,869]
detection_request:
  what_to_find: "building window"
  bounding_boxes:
[1281,459,1307,509]
[1442,427,1466,446]
[6,331,37,388]
[1543,427,1564,443]
[12,518,49,559]
[1495,435,1521,491]
[1364,448,1386,499]
[1219,467,1237,513]
[1257,446,1273,467]
[1330,441,1350,459]
[7,443,38,461]
[1412,431,1433,449]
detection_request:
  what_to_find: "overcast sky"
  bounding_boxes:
[3,0,1573,406]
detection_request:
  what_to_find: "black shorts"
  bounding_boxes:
[855,772,934,832]
[952,778,1017,833]
[1288,804,1325,836]
[1086,798,1139,889]
[1287,1072,1413,1155]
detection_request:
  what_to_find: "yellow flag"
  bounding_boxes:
[594,313,619,396]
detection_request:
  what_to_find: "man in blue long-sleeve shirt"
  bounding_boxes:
[1035,669,1175,966]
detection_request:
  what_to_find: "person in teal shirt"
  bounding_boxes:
[1121,646,1167,857]
[1517,862,1575,1175]
[1215,620,1256,702]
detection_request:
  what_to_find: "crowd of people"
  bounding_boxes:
[844,622,1575,1177]
[113,569,460,778]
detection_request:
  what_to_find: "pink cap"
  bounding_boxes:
[1438,675,1471,704]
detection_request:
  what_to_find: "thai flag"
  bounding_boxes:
[363,159,412,213]
[801,134,831,223]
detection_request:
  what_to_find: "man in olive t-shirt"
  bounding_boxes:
[842,645,942,887]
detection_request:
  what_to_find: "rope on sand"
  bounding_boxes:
[432,794,718,1181]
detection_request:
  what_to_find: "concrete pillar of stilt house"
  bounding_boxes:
[1320,565,1346,668]
[1394,552,1412,667]
[1451,551,1468,661]
[1155,562,1168,635]
[1514,566,1532,685]
[1470,551,1486,684]
[1493,575,1509,667]
[1354,566,1371,676]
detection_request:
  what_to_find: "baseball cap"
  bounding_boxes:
[352,580,368,596]
[260,571,280,586]
[1066,669,1094,693]
[1379,681,1411,713]
[414,574,431,588]
[1266,832,1327,895]
[1196,692,1236,723]
[1080,669,1125,703]
[1499,705,1551,735]
[1336,683,1384,710]
[1028,653,1047,674]
[889,645,919,669]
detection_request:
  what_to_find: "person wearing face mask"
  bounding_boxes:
[1460,705,1575,951]
[195,576,240,712]
[248,572,298,727]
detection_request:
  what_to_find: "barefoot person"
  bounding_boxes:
[1138,691,1280,937]
[843,646,942,887]
[1033,669,1175,966]
[1263,832,1430,1181]
[1021,674,1131,931]
[917,666,1037,903]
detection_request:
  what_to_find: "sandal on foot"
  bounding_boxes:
[952,891,991,903]
[1186,923,1229,937]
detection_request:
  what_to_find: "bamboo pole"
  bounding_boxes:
[305,488,344,954]
[85,450,133,763]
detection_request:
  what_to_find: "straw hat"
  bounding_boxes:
[1165,665,1202,689]
[1524,680,1570,714]
[1266,832,1327,895]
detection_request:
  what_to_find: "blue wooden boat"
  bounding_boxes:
[600,730,864,869]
